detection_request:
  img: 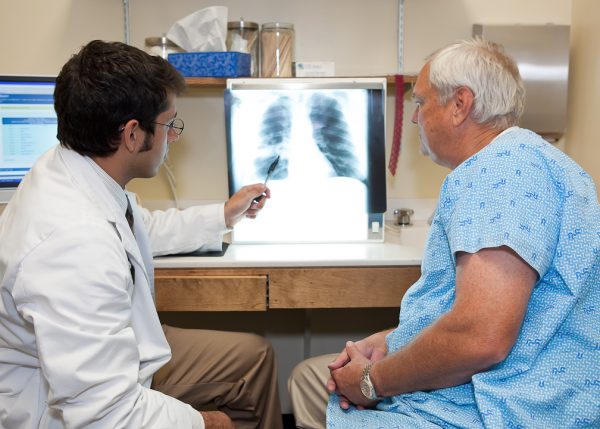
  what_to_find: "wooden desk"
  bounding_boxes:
[155,265,421,311]
[154,230,426,312]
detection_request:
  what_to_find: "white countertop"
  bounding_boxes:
[154,221,429,269]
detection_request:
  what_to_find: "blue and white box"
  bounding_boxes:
[168,52,251,77]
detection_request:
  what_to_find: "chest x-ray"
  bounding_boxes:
[225,78,386,243]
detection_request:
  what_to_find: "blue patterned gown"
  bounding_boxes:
[327,127,600,428]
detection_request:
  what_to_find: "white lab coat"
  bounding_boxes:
[0,145,227,428]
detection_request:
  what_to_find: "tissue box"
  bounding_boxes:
[168,52,251,77]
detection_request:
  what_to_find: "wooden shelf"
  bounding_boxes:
[386,75,417,86]
[184,75,417,88]
[184,77,229,88]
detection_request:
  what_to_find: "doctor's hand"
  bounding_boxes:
[200,411,235,428]
[224,183,270,228]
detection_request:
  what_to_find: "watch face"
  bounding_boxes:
[360,378,373,399]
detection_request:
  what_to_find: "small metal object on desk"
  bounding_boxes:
[394,208,414,226]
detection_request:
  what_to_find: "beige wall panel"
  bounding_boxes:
[565,0,600,186]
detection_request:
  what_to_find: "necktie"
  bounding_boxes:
[125,196,136,283]
[125,196,134,232]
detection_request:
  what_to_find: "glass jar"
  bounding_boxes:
[227,19,259,77]
[145,35,184,59]
[260,22,295,77]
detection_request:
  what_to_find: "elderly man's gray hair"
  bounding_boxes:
[428,38,526,130]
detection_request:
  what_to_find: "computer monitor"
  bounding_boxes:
[225,77,387,243]
[0,76,58,203]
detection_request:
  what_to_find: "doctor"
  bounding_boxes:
[0,40,281,428]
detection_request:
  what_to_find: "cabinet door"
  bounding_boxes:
[155,274,268,311]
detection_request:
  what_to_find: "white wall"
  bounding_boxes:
[565,0,600,186]
[0,1,123,74]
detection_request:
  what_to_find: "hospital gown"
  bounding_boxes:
[327,127,600,428]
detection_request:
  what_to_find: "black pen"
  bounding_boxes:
[253,155,280,204]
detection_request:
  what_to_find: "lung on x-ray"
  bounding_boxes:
[225,78,387,243]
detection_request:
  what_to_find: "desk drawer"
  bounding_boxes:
[269,266,420,309]
[155,275,267,311]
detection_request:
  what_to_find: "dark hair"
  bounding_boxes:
[54,40,186,157]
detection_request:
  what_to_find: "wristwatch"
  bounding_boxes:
[359,362,382,401]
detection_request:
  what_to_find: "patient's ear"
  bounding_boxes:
[452,86,474,126]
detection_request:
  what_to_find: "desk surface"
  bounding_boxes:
[153,222,429,310]
[154,221,429,269]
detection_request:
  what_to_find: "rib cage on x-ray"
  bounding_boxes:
[255,96,291,180]
[254,93,365,183]
[308,93,364,183]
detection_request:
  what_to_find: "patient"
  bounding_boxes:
[288,37,600,428]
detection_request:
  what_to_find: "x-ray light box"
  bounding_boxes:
[225,77,387,243]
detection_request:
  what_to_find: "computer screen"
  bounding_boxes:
[0,76,58,203]
[225,77,387,243]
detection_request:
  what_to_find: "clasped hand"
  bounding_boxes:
[327,333,387,410]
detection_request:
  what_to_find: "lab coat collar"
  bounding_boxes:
[83,154,129,217]
[56,146,149,285]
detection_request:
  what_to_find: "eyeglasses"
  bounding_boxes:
[153,118,184,135]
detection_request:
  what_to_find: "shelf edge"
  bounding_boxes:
[184,75,417,88]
